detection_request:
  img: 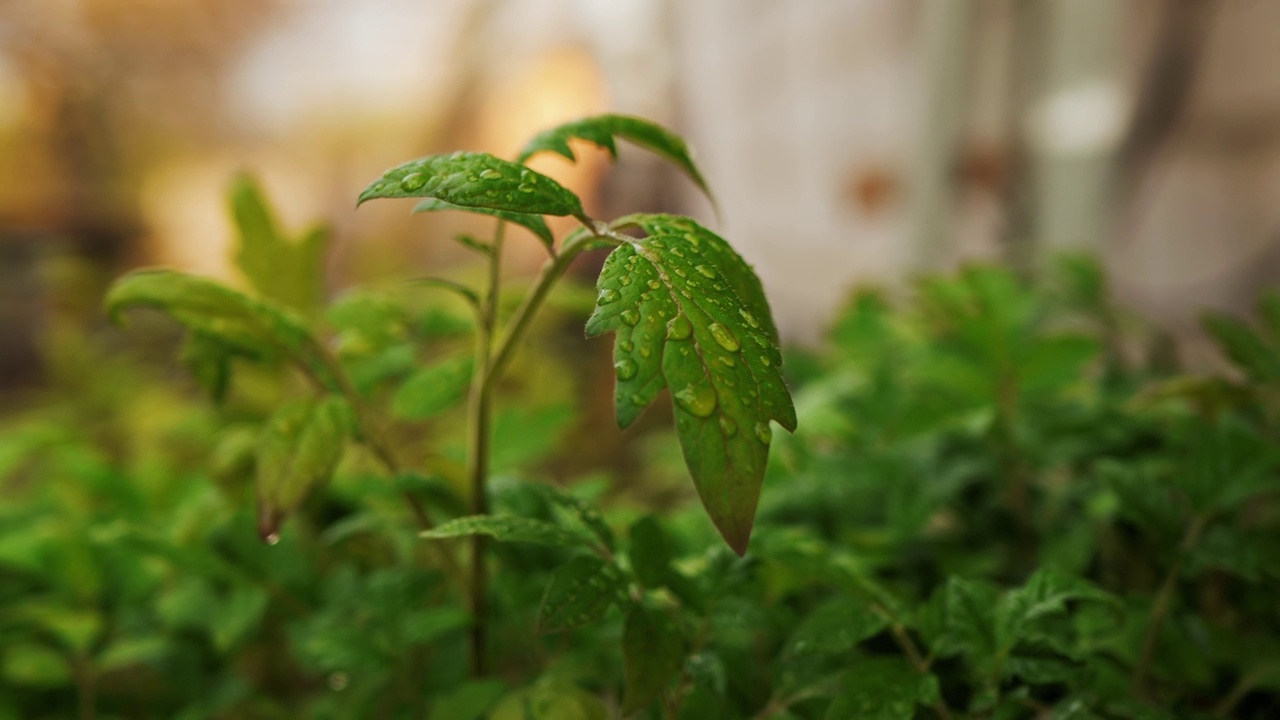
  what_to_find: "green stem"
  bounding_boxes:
[466,221,505,676]
[1133,512,1209,697]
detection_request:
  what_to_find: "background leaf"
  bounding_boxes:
[536,555,627,633]
[391,354,474,420]
[255,396,352,540]
[230,173,328,315]
[420,515,594,550]
[622,604,684,715]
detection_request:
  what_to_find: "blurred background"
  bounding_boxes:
[3,0,1280,394]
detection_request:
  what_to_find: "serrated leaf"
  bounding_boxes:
[105,269,331,385]
[391,354,475,420]
[997,569,1113,649]
[623,604,685,715]
[536,555,627,633]
[918,576,1000,660]
[585,214,795,554]
[357,151,585,220]
[256,396,352,540]
[784,597,888,659]
[230,173,328,314]
[629,515,673,588]
[517,114,714,204]
[420,515,592,550]
[825,658,940,720]
[413,198,555,249]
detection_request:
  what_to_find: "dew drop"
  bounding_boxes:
[739,309,760,328]
[479,168,502,180]
[667,315,692,340]
[621,309,641,326]
[754,422,773,444]
[717,355,737,368]
[485,189,497,197]
[719,417,739,437]
[674,384,717,418]
[648,279,662,290]
[639,347,651,359]
[264,532,280,546]
[597,288,620,306]
[517,185,535,193]
[674,268,687,278]
[695,265,717,279]
[760,354,773,367]
[619,340,635,352]
[670,246,685,258]
[399,173,427,191]
[629,393,647,406]
[619,274,633,286]
[708,323,741,352]
[615,358,638,381]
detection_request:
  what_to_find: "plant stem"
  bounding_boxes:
[1133,512,1209,697]
[465,221,505,676]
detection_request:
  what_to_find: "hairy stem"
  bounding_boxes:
[1133,512,1209,697]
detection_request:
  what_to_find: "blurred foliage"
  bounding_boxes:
[4,173,1280,720]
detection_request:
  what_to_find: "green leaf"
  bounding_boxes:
[413,198,555,249]
[357,151,585,220]
[391,354,475,420]
[429,679,509,720]
[517,114,714,204]
[420,515,592,550]
[229,173,328,314]
[2,644,69,687]
[918,576,1000,660]
[629,515,673,588]
[825,658,940,720]
[585,214,796,554]
[1203,312,1280,384]
[622,604,685,715]
[105,269,330,385]
[536,484,616,552]
[491,680,609,720]
[784,597,888,658]
[536,555,628,633]
[256,396,352,540]
[997,569,1113,649]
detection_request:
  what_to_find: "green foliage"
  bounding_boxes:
[230,173,329,315]
[8,117,1280,720]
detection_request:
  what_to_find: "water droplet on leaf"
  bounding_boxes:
[648,279,661,290]
[754,422,772,444]
[695,265,717,279]
[739,309,760,328]
[667,315,692,340]
[708,323,740,352]
[479,168,502,180]
[399,173,427,191]
[719,417,739,437]
[674,384,717,418]
[265,532,280,546]
[620,309,640,326]
[597,288,620,305]
[615,358,638,381]
[619,340,635,352]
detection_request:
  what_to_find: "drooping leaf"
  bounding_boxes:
[420,515,593,550]
[357,151,586,221]
[784,597,888,659]
[824,658,940,720]
[536,555,628,633]
[105,269,331,386]
[229,173,329,314]
[517,114,714,204]
[391,354,475,420]
[413,198,554,249]
[256,396,353,541]
[622,604,685,715]
[585,214,796,554]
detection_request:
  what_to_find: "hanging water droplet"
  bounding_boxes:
[265,532,280,546]
[620,309,640,326]
[708,323,740,352]
[597,288,620,305]
[667,315,692,340]
[695,265,716,279]
[399,173,427,191]
[479,168,502,180]
[619,340,635,352]
[615,358,638,381]
[719,417,739,437]
[754,422,772,444]
[739,309,760,328]
[674,384,717,418]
